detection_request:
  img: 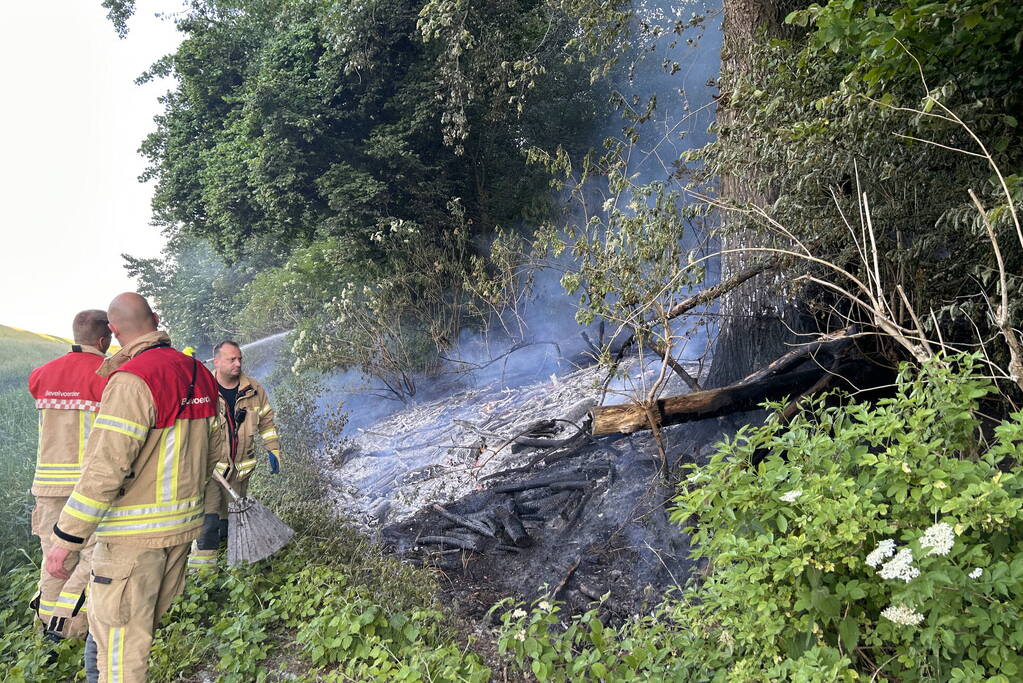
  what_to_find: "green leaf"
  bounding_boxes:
[839,617,859,653]
[811,588,840,619]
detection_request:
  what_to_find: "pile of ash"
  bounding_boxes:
[320,356,757,617]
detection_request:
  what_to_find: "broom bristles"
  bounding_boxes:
[226,498,295,566]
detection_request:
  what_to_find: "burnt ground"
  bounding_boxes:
[380,410,758,620]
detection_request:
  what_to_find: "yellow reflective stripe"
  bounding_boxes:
[102,496,201,512]
[215,462,228,474]
[35,464,82,471]
[260,404,272,416]
[33,476,80,485]
[96,511,204,536]
[65,491,111,521]
[55,591,84,610]
[108,626,125,683]
[188,555,217,567]
[259,429,278,440]
[103,499,201,521]
[81,411,95,463]
[78,411,85,463]
[157,424,181,503]
[94,414,147,442]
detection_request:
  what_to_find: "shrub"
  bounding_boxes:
[496,355,1023,681]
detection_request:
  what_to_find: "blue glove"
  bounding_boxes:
[266,449,281,475]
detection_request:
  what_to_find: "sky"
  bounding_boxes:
[0,2,185,337]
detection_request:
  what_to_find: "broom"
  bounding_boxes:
[212,470,295,566]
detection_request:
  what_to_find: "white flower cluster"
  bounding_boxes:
[878,548,920,583]
[920,522,955,556]
[969,567,983,579]
[779,490,802,503]
[865,539,896,568]
[881,604,925,626]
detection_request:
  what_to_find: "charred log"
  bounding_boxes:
[590,366,832,436]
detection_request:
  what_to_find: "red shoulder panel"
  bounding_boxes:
[28,351,107,412]
[113,347,219,428]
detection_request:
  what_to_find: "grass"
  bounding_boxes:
[0,325,67,566]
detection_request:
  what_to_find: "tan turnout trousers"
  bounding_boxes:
[32,496,95,638]
[88,541,191,683]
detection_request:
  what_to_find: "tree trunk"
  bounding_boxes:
[707,0,810,388]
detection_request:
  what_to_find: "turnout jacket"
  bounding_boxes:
[28,345,108,496]
[218,374,280,480]
[51,331,226,550]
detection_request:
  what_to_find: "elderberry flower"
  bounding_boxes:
[969,567,983,579]
[920,522,955,557]
[511,608,527,619]
[881,604,925,626]
[865,539,896,568]
[779,490,802,503]
[538,601,552,611]
[878,548,920,583]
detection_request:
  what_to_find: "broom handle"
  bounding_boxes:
[212,470,242,501]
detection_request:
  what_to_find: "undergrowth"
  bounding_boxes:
[493,355,1023,682]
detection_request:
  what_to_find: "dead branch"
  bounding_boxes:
[431,504,495,538]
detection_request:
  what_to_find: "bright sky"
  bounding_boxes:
[0,2,185,337]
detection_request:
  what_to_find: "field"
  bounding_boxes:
[0,325,68,565]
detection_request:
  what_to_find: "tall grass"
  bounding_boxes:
[0,326,65,567]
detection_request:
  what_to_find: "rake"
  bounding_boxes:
[212,470,295,565]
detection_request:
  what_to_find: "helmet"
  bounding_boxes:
[182,346,196,357]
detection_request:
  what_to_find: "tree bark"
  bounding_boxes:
[708,0,811,388]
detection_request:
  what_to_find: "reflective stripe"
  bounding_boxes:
[157,422,180,503]
[235,458,258,477]
[103,497,200,520]
[94,414,147,442]
[35,464,82,472]
[33,475,80,485]
[80,411,95,463]
[55,591,84,611]
[34,463,82,485]
[38,599,58,616]
[96,509,204,535]
[188,554,218,568]
[65,491,111,522]
[109,626,125,683]
[259,429,277,441]
[215,461,228,474]
[260,404,272,416]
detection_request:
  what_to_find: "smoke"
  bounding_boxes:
[242,0,724,441]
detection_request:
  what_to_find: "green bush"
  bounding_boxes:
[495,355,1023,681]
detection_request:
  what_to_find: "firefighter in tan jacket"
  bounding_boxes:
[45,293,225,683]
[28,310,111,641]
[190,340,281,569]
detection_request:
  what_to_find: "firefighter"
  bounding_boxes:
[189,339,281,570]
[27,310,111,642]
[44,293,225,683]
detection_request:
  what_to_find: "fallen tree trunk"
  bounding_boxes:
[590,365,838,436]
[738,325,857,385]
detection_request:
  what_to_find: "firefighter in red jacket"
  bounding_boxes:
[45,293,225,682]
[28,310,111,641]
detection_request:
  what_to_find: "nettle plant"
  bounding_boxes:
[672,354,1023,681]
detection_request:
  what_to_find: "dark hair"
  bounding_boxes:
[213,340,242,357]
[72,310,110,346]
